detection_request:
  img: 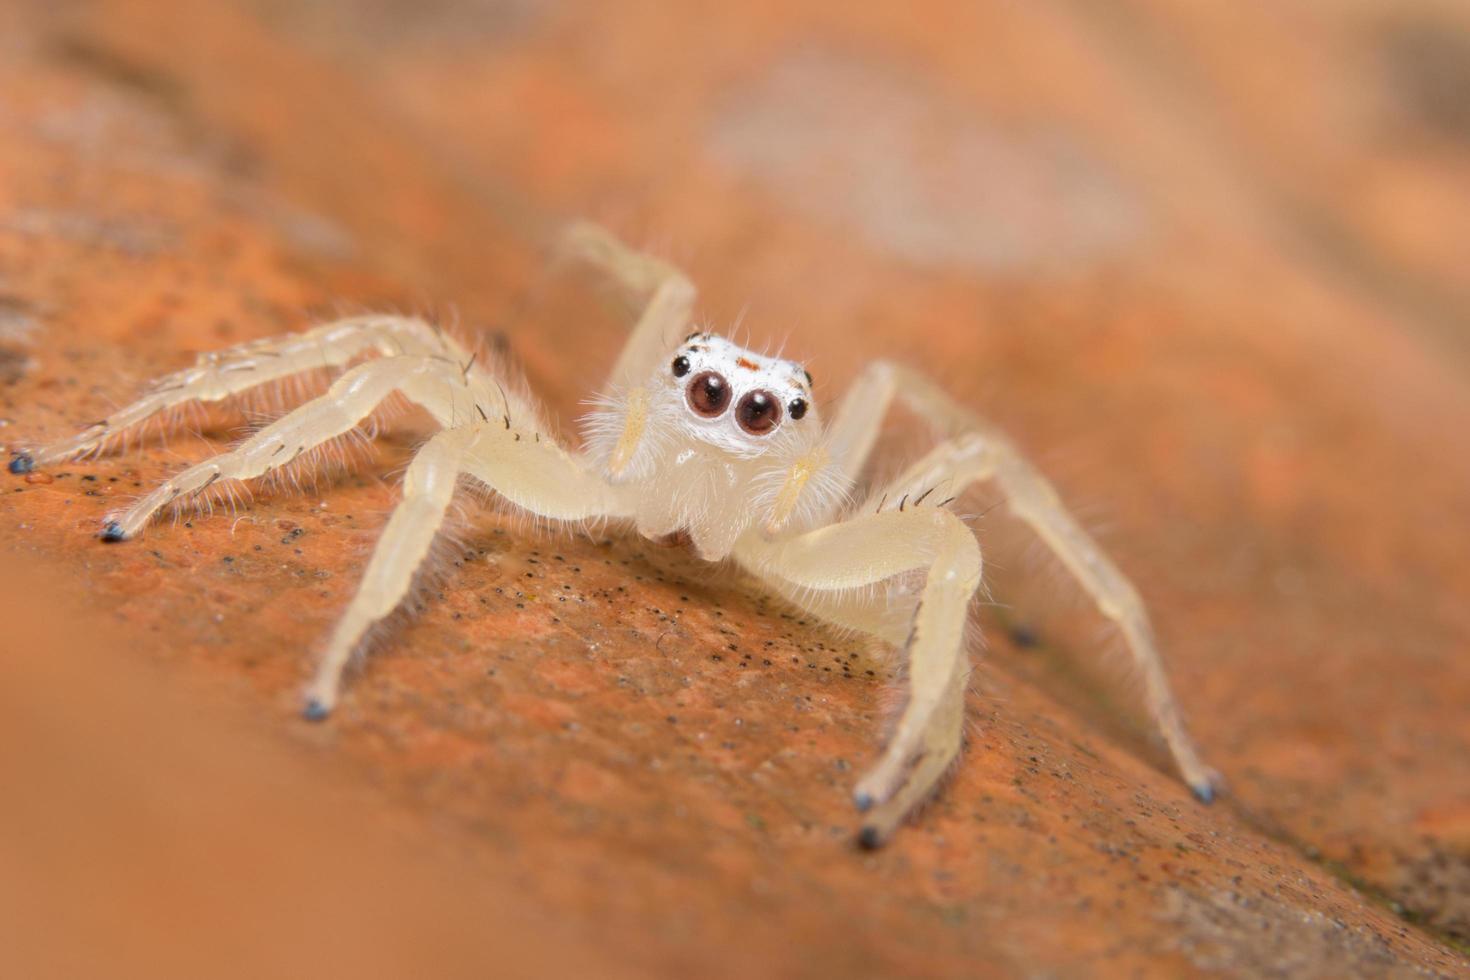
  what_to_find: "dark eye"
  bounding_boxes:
[671,355,691,377]
[686,371,731,417]
[735,390,782,435]
[788,398,808,420]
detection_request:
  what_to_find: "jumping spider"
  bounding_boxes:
[8,223,1217,846]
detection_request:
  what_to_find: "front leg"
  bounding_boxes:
[557,221,697,393]
[307,420,624,718]
[737,508,983,847]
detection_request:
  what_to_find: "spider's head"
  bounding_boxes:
[661,333,817,456]
[587,331,842,558]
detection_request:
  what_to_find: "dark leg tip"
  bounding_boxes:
[853,791,875,813]
[8,454,34,475]
[302,698,331,722]
[1191,782,1216,805]
[857,825,885,850]
[99,521,127,543]
[1009,624,1040,649]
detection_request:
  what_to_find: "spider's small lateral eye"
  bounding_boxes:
[788,398,808,421]
[736,390,782,435]
[671,355,691,378]
[687,371,731,417]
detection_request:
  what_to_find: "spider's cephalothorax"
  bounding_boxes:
[585,332,840,560]
[8,222,1218,847]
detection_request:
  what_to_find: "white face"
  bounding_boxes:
[663,333,816,456]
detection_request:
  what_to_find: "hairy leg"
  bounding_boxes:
[304,427,471,718]
[306,419,623,717]
[11,315,467,472]
[851,378,1219,801]
[557,221,697,392]
[982,439,1219,800]
[737,508,983,846]
[101,355,487,540]
[823,361,904,492]
[824,359,1011,491]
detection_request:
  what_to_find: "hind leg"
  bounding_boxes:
[853,381,1219,802]
[100,355,481,540]
[10,315,466,472]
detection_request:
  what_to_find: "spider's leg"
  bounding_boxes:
[306,419,622,717]
[979,437,1219,801]
[12,315,465,471]
[304,427,468,718]
[823,359,1004,489]
[853,371,1219,802]
[823,361,906,491]
[101,355,482,541]
[736,508,982,847]
[557,221,697,391]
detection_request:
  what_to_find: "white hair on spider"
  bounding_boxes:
[7,221,1220,849]
[581,330,846,560]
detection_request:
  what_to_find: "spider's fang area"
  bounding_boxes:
[1191,782,1216,805]
[99,521,127,543]
[302,698,331,722]
[8,453,34,475]
[857,825,885,850]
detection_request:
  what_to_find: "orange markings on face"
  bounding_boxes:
[735,357,760,371]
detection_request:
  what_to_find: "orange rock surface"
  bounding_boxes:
[2,1,1468,976]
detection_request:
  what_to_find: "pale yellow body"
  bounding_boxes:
[12,223,1216,845]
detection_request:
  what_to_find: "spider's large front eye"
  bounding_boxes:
[687,371,731,417]
[735,390,782,435]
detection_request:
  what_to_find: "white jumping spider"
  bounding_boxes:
[9,223,1217,846]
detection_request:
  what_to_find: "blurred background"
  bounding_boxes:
[0,1,1467,977]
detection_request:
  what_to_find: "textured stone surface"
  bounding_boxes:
[1,1,1468,976]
